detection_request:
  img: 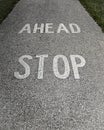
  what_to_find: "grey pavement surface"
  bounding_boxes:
[0,0,104,130]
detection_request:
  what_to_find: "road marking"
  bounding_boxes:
[19,24,31,34]
[18,23,81,34]
[14,55,33,79]
[45,23,54,33]
[33,23,44,33]
[57,23,70,33]
[14,54,86,80]
[69,23,81,33]
[36,54,48,79]
[70,55,86,79]
[53,55,70,79]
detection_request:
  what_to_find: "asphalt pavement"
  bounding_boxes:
[0,0,104,130]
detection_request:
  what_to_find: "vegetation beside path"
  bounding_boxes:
[0,0,19,24]
[0,0,104,32]
[79,0,104,32]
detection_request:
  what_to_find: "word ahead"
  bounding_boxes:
[19,23,81,34]
[14,54,86,80]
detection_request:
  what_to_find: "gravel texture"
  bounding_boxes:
[0,0,104,130]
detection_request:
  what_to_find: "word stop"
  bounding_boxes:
[14,54,86,80]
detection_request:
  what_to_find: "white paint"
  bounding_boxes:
[14,55,32,79]
[53,55,70,79]
[57,23,69,33]
[69,23,81,33]
[18,24,31,34]
[45,23,54,33]
[14,54,86,80]
[18,23,81,34]
[70,55,86,79]
[36,54,48,79]
[33,23,44,33]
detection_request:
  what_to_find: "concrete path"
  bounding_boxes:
[0,0,104,130]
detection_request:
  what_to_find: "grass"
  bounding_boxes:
[0,0,104,32]
[79,0,104,32]
[0,0,20,24]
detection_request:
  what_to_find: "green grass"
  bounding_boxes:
[0,0,104,32]
[79,0,104,32]
[0,0,20,24]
